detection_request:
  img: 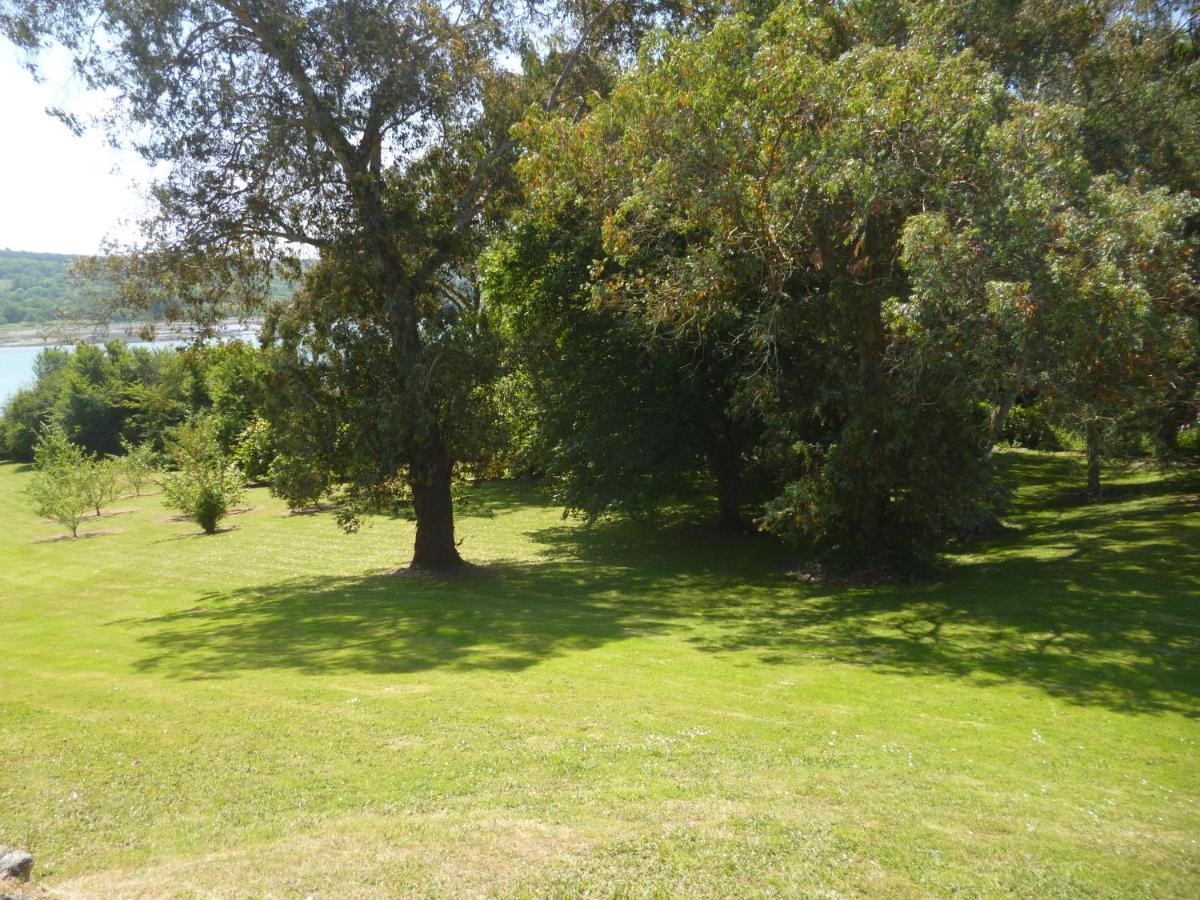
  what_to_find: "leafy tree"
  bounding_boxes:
[518,1,1198,562]
[118,437,159,496]
[233,416,276,483]
[926,0,1200,480]
[484,213,765,528]
[1,0,647,570]
[26,424,92,537]
[26,463,93,538]
[80,457,123,516]
[161,419,246,534]
[32,422,84,472]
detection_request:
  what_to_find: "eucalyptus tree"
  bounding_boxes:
[0,0,645,570]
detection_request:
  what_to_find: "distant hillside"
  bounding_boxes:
[0,249,297,326]
[0,249,87,324]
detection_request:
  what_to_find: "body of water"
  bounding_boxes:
[0,345,49,406]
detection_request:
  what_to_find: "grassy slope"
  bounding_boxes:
[0,453,1196,898]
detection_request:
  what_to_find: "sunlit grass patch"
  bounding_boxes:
[0,452,1197,896]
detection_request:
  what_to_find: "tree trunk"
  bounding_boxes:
[1156,415,1180,457]
[1085,419,1103,499]
[408,424,463,572]
[985,386,1019,456]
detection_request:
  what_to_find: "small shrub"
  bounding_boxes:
[1001,404,1062,451]
[118,438,159,496]
[161,420,246,534]
[267,452,330,511]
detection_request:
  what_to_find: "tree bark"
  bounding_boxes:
[986,386,1019,455]
[1085,419,1103,499]
[408,423,463,572]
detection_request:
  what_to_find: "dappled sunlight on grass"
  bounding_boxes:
[1,452,1197,896]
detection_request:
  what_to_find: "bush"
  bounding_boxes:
[161,420,246,534]
[1000,403,1062,451]
[267,452,330,511]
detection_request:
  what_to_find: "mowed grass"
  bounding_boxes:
[0,453,1197,898]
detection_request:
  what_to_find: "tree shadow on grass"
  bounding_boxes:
[685,470,1200,716]
[124,560,688,680]
[34,529,121,544]
[123,460,1199,716]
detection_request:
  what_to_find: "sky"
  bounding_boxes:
[0,47,155,256]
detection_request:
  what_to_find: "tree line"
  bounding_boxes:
[1,0,1197,571]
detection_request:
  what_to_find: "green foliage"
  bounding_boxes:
[117,437,159,496]
[0,341,277,466]
[161,419,245,534]
[999,402,1063,452]
[516,0,1199,562]
[81,456,123,517]
[32,421,85,472]
[0,249,89,324]
[483,214,764,526]
[266,452,332,512]
[26,424,92,537]
[25,462,92,538]
[233,416,276,484]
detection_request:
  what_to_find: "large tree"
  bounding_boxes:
[517,0,1198,562]
[0,0,643,569]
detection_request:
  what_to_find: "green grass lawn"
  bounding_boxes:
[1,452,1197,897]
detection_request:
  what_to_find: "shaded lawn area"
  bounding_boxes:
[0,451,1197,897]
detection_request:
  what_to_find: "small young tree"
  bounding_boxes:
[118,437,159,496]
[27,425,92,537]
[26,462,93,538]
[81,457,123,517]
[161,420,245,534]
[33,422,84,472]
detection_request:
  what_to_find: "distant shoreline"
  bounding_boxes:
[0,320,261,349]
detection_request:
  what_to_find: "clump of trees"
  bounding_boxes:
[507,0,1199,565]
[24,424,160,537]
[0,340,272,463]
[3,0,1198,570]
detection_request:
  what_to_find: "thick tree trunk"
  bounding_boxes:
[1085,419,1103,499]
[985,387,1019,456]
[408,424,463,572]
[1156,415,1181,457]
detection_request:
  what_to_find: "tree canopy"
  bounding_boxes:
[3,0,1197,570]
